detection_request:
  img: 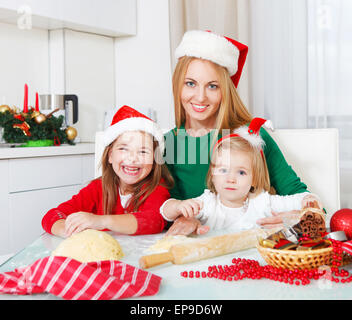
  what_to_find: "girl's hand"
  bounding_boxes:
[64,212,105,237]
[51,219,67,238]
[176,199,203,218]
[165,216,210,236]
[256,210,301,229]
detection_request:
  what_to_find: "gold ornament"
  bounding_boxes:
[65,126,77,141]
[31,110,47,124]
[0,105,11,113]
[34,113,47,124]
[30,111,40,118]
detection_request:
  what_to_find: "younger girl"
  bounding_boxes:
[161,118,322,232]
[42,105,174,238]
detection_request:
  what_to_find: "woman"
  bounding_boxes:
[164,30,308,235]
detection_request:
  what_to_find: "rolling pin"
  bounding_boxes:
[139,228,280,269]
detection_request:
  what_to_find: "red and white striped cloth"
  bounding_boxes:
[0,256,161,300]
[341,240,352,256]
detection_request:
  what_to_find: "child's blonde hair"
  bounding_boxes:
[206,136,271,196]
[100,132,174,215]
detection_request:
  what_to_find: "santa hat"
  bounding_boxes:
[213,117,274,154]
[175,30,248,88]
[103,105,164,153]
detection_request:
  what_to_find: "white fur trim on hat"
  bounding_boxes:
[103,117,165,153]
[175,30,239,76]
[232,120,274,149]
[233,126,265,149]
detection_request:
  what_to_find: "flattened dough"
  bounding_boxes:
[52,229,124,263]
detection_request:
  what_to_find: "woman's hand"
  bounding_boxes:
[165,216,210,236]
[176,199,203,218]
[64,212,105,237]
[256,210,301,229]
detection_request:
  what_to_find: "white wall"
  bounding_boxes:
[64,29,115,141]
[48,28,116,142]
[0,22,49,108]
[114,0,174,131]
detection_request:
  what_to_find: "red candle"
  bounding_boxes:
[35,92,39,111]
[23,83,28,113]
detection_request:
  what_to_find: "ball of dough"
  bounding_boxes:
[51,229,124,263]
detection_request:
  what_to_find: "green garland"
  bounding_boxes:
[0,109,74,145]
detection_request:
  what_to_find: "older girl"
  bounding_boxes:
[164,30,308,235]
[42,105,173,237]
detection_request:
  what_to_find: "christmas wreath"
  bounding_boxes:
[0,105,76,146]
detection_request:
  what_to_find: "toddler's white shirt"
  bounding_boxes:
[161,190,310,232]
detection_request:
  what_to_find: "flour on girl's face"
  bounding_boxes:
[211,148,253,208]
[108,131,154,192]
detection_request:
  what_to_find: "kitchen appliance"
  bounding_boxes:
[39,94,78,126]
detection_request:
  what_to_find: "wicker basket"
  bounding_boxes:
[257,244,333,270]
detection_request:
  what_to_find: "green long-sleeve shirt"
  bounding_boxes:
[164,124,307,200]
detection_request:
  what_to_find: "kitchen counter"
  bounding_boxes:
[0,142,95,159]
[1,231,352,300]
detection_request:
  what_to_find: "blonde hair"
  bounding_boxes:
[172,56,252,137]
[206,136,271,196]
[100,134,174,215]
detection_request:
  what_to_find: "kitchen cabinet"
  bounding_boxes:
[0,143,95,255]
[9,185,82,255]
[0,0,136,37]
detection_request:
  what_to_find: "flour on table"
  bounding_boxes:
[145,235,196,253]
